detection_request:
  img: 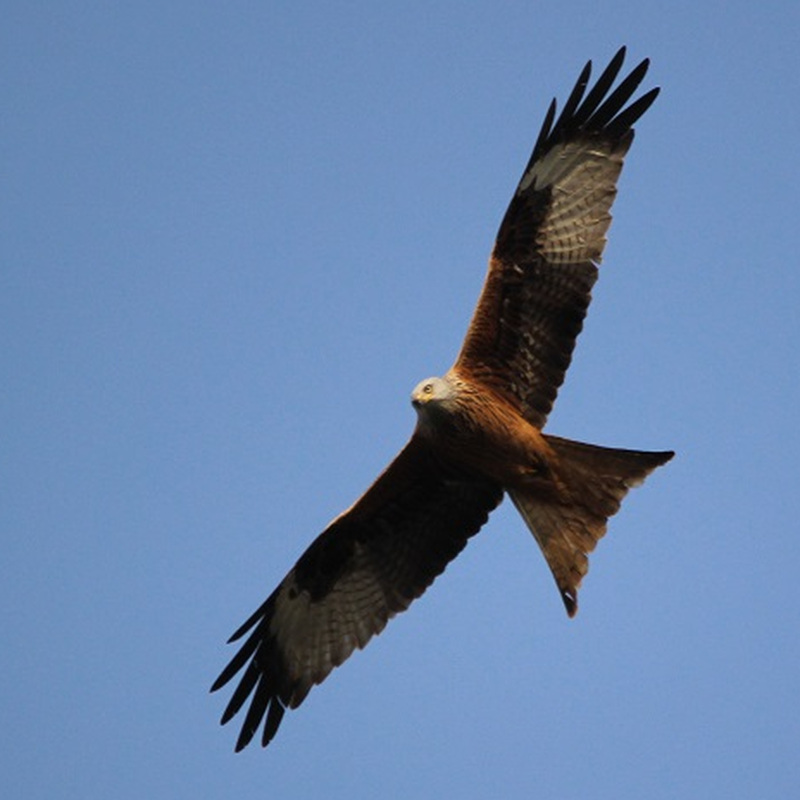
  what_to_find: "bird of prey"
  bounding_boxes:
[212,47,673,752]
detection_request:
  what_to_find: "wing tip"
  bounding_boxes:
[226,693,287,752]
[530,47,658,165]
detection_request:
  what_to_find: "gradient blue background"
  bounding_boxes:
[3,2,798,798]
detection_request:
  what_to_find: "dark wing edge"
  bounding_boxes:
[210,436,503,751]
[524,47,659,179]
[453,47,659,429]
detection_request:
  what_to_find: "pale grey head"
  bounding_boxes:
[410,375,460,417]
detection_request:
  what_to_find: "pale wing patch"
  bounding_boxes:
[518,139,597,192]
[522,141,626,266]
[270,545,409,707]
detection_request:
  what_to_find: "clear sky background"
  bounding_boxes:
[3,2,799,798]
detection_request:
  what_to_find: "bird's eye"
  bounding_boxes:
[424,383,433,394]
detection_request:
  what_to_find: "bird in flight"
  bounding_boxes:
[212,47,673,751]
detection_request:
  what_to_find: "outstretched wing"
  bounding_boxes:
[211,436,502,751]
[454,47,659,429]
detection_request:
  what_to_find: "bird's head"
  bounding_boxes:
[411,375,457,414]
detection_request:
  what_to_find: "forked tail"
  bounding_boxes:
[509,435,673,616]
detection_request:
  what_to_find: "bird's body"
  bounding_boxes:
[412,372,553,490]
[411,369,671,614]
[212,47,674,751]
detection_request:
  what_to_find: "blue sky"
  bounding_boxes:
[3,2,799,798]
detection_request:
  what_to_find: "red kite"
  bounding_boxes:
[212,47,673,751]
